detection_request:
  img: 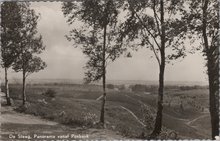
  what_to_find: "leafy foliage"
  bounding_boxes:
[43,89,56,98]
[62,0,126,83]
[120,0,188,64]
[182,0,218,54]
[1,2,24,68]
[140,105,155,130]
[11,2,46,77]
[182,0,219,139]
[118,0,190,136]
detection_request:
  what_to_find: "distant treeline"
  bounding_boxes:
[1,83,208,93]
[107,84,208,92]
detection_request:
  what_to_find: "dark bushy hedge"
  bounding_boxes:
[43,89,56,98]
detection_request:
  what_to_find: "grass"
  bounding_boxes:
[190,114,211,137]
[3,83,211,139]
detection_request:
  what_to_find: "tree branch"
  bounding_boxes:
[25,72,31,78]
[105,51,111,61]
[141,29,161,66]
[209,30,219,55]
[202,0,209,51]
[210,29,218,47]
[153,0,161,36]
[134,11,161,50]
[128,0,161,50]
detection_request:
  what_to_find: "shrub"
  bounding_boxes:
[131,84,146,92]
[15,103,30,113]
[118,85,125,91]
[117,126,133,137]
[61,116,84,127]
[82,112,98,126]
[43,89,56,98]
[60,112,98,128]
[140,105,155,130]
[0,85,4,92]
[107,84,114,89]
[157,130,178,140]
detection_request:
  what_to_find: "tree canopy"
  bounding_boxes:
[12,2,46,77]
[120,0,188,65]
[62,0,126,83]
[1,2,23,69]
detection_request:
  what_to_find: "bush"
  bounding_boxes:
[140,105,155,130]
[82,112,98,126]
[59,112,98,128]
[117,126,133,137]
[61,116,85,127]
[118,85,125,91]
[43,89,56,98]
[0,85,4,92]
[131,84,146,92]
[157,130,178,140]
[15,103,30,113]
[107,84,114,89]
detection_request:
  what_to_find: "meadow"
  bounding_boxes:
[2,82,211,139]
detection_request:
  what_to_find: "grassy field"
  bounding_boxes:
[1,83,211,139]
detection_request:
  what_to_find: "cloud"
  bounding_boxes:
[0,2,207,83]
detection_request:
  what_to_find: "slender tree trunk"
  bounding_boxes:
[202,0,219,139]
[100,24,107,124]
[22,70,26,105]
[151,58,165,137]
[4,67,11,105]
[207,54,219,139]
[150,0,165,137]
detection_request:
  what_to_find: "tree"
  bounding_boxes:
[183,0,219,139]
[12,3,46,105]
[1,2,23,105]
[120,0,187,137]
[62,0,125,124]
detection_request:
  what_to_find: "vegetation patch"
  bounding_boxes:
[42,89,56,98]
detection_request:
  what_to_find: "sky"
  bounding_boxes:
[0,2,208,83]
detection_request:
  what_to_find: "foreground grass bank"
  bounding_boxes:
[1,83,211,139]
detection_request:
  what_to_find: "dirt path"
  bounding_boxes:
[123,94,190,126]
[0,106,57,125]
[124,93,211,138]
[120,106,146,127]
[96,95,103,101]
[186,114,208,126]
[0,103,125,140]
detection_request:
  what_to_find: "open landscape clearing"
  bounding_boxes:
[0,93,126,140]
[1,82,211,139]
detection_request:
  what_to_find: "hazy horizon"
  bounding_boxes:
[0,78,208,86]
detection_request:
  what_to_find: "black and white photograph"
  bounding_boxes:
[0,0,219,140]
